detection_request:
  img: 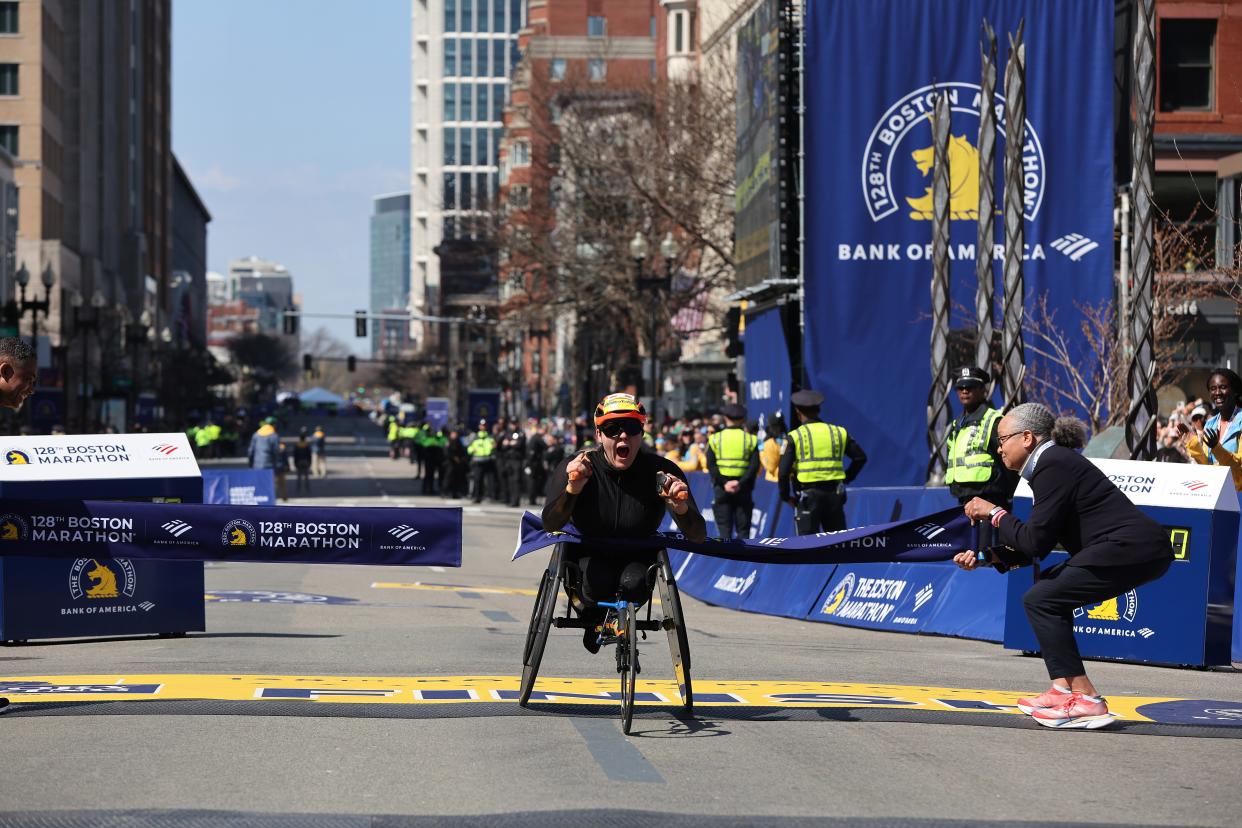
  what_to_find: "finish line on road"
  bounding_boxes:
[2,674,1240,731]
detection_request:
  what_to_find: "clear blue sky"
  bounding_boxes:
[172,0,410,352]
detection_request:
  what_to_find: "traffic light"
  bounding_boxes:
[283,308,299,335]
[355,310,367,338]
[302,353,312,372]
[724,306,743,358]
[347,355,357,373]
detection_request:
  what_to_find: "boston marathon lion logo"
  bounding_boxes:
[905,135,980,220]
[85,559,119,598]
[0,520,19,540]
[5,449,29,465]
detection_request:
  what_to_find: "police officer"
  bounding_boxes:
[706,403,760,539]
[500,418,526,507]
[944,367,1017,511]
[467,420,499,503]
[526,423,549,506]
[778,389,867,534]
[386,415,400,459]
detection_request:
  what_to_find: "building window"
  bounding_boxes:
[0,124,15,156]
[461,0,473,31]
[511,0,523,30]
[0,64,17,96]
[650,59,656,80]
[493,0,505,32]
[475,0,489,33]
[550,58,566,82]
[443,39,458,75]
[443,83,457,120]
[588,58,606,82]
[476,84,488,123]
[674,11,686,54]
[1160,18,1216,112]
[461,128,474,165]
[460,83,474,119]
[588,16,606,38]
[493,40,506,77]
[443,173,458,210]
[0,2,18,34]
[509,185,530,208]
[443,128,457,165]
[492,83,505,120]
[444,0,457,33]
[460,39,473,75]
[650,15,656,39]
[512,140,530,167]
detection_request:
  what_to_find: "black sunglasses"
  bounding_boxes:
[600,419,644,438]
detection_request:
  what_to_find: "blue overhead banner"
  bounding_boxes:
[0,501,462,567]
[202,469,276,506]
[743,305,793,424]
[803,0,1114,485]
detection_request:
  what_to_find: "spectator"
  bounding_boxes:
[292,428,313,494]
[1180,368,1242,491]
[312,425,328,478]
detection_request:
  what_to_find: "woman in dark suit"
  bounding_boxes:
[953,403,1172,730]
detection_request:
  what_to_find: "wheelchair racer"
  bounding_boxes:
[542,392,707,651]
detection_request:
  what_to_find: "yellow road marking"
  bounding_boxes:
[0,674,1192,721]
[371,582,538,596]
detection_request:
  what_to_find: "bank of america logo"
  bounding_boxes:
[389,525,420,542]
[914,523,945,540]
[913,583,935,611]
[1182,480,1209,491]
[153,443,179,455]
[1138,627,1155,639]
[1050,233,1099,262]
[138,601,156,612]
[162,520,192,537]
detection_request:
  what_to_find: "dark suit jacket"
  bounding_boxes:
[996,444,1171,567]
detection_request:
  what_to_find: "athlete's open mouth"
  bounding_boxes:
[615,442,632,461]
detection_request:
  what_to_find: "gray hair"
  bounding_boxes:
[1006,402,1089,449]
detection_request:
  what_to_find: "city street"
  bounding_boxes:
[1,427,1241,826]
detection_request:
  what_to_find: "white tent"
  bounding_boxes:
[298,387,349,409]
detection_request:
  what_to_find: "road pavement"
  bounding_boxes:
[2,427,1240,826]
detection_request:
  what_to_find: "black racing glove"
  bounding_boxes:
[1202,427,1220,450]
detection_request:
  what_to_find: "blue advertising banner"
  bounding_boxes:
[0,501,462,567]
[743,305,793,424]
[467,390,501,428]
[425,397,451,430]
[202,469,276,506]
[29,390,63,431]
[803,0,1115,485]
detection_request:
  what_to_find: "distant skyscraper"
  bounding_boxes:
[226,256,297,346]
[410,0,525,351]
[370,192,411,357]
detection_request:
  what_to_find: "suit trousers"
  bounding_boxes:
[795,486,846,534]
[712,488,753,539]
[1022,555,1172,679]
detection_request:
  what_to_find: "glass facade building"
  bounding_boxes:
[369,193,411,357]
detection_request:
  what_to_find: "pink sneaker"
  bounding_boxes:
[1030,693,1116,729]
[1016,684,1072,715]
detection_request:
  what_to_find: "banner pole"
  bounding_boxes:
[927,91,952,484]
[975,21,998,391]
[1001,22,1027,412]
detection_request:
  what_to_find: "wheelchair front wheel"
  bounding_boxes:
[619,602,638,735]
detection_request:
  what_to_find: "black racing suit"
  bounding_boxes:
[542,447,704,608]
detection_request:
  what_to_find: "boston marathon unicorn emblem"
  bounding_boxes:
[85,559,119,598]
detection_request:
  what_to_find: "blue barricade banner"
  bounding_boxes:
[512,506,971,565]
[0,501,461,567]
[743,305,792,422]
[202,469,276,506]
[803,0,1115,485]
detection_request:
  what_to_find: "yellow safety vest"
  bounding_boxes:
[944,407,1002,485]
[467,433,495,458]
[789,421,847,483]
[708,427,758,478]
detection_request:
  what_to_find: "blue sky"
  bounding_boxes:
[172,0,410,351]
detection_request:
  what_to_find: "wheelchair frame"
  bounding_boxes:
[518,543,694,734]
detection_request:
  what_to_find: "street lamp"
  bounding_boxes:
[12,261,54,349]
[631,231,678,425]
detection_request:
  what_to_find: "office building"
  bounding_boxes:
[370,192,411,357]
[409,0,525,353]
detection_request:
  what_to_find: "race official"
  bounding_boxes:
[466,421,498,503]
[944,367,1018,510]
[954,403,1173,730]
[0,336,35,714]
[706,403,760,539]
[778,389,866,534]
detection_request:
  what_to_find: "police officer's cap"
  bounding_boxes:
[954,366,990,389]
[721,403,747,420]
[790,389,824,409]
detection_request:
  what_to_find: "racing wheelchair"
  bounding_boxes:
[519,543,693,734]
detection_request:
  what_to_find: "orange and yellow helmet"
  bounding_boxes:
[594,392,647,427]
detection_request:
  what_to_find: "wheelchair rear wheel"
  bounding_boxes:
[619,602,638,735]
[519,544,564,707]
[657,551,693,714]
